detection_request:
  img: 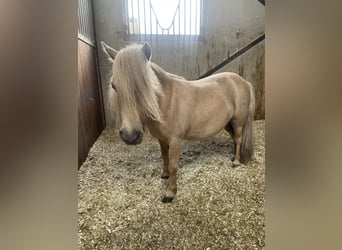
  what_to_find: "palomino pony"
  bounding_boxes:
[102,42,255,203]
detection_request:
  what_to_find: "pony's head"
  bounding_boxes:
[101,42,163,145]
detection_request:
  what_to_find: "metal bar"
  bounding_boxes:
[173,8,175,35]
[184,0,186,35]
[200,0,204,37]
[78,0,82,34]
[197,34,265,79]
[85,0,90,41]
[143,0,146,40]
[137,0,141,36]
[90,0,106,127]
[79,0,85,37]
[149,0,152,38]
[131,0,135,34]
[189,0,192,35]
[155,7,158,36]
[178,3,180,35]
[124,0,130,36]
[81,0,86,39]
[195,0,197,35]
[84,0,88,38]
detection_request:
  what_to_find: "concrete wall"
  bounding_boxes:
[94,0,265,126]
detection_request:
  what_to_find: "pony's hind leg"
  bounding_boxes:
[158,139,169,179]
[224,122,235,139]
[231,122,243,167]
[225,122,236,159]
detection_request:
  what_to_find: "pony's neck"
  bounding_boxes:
[149,62,170,82]
[150,62,185,82]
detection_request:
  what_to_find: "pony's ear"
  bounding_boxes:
[101,41,117,61]
[142,43,152,61]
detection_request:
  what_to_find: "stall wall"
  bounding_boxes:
[94,0,265,125]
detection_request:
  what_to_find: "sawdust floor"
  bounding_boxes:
[78,120,265,249]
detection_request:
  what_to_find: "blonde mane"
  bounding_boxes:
[109,44,164,127]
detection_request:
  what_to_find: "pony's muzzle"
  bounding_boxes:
[119,129,143,145]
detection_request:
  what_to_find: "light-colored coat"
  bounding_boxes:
[102,42,255,202]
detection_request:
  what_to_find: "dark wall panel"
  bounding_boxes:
[78,39,104,167]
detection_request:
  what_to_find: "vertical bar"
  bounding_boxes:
[195,0,198,35]
[79,0,84,36]
[149,0,152,37]
[178,0,182,35]
[90,0,106,127]
[173,8,175,35]
[89,0,92,38]
[137,0,141,37]
[156,16,158,36]
[78,0,81,35]
[131,0,135,34]
[90,0,95,42]
[86,0,90,40]
[156,11,159,40]
[124,0,129,36]
[82,0,87,39]
[189,0,192,36]
[200,0,204,37]
[143,0,146,40]
[87,0,91,40]
[77,0,81,35]
[90,0,94,40]
[77,0,79,34]
[83,0,87,38]
[184,0,186,35]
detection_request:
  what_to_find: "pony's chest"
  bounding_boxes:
[146,120,170,142]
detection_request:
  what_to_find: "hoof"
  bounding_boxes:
[232,161,241,168]
[162,196,174,203]
[160,175,169,179]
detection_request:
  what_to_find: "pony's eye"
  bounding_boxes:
[111,83,117,91]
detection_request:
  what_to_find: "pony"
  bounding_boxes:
[101,42,255,202]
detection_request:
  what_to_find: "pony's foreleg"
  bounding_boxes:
[232,125,243,167]
[158,139,169,179]
[162,140,181,203]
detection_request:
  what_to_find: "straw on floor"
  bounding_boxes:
[78,120,265,249]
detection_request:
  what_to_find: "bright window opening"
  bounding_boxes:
[124,0,203,39]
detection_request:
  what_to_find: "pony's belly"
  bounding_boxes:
[184,129,222,141]
[184,118,230,140]
[183,103,233,140]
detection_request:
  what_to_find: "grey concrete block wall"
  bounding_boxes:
[93,0,265,126]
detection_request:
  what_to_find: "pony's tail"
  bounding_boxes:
[241,82,255,164]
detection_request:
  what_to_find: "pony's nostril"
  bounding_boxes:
[135,130,143,139]
[119,129,125,141]
[119,129,143,145]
